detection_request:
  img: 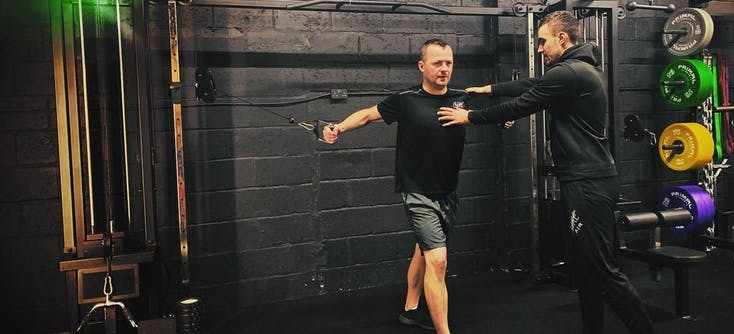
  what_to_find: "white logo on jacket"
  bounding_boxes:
[570,209,583,234]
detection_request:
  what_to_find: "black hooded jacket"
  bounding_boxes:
[467,43,617,181]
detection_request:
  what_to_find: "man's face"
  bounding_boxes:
[418,44,453,89]
[537,24,565,65]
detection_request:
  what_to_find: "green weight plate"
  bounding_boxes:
[659,59,713,107]
[662,8,714,57]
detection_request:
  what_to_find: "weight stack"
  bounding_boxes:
[176,297,202,334]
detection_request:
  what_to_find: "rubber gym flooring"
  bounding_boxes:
[208,249,734,334]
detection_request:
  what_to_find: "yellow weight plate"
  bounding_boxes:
[658,122,714,171]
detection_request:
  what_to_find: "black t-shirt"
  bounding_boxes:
[378,85,469,195]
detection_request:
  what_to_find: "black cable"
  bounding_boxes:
[183,69,396,138]
[195,94,331,124]
[181,91,394,125]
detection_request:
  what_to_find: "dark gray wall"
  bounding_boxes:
[1,1,733,333]
[0,1,69,333]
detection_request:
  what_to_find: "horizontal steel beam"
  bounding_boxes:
[183,0,518,16]
[59,251,155,272]
[558,0,620,11]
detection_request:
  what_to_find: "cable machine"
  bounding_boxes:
[52,0,156,332]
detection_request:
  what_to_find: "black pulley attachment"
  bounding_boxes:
[195,66,217,103]
[623,114,656,145]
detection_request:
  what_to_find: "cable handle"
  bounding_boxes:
[311,120,340,142]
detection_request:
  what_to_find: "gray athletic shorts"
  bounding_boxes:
[401,191,458,251]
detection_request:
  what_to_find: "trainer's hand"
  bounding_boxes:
[322,123,340,144]
[437,107,470,127]
[502,120,514,129]
[465,85,491,95]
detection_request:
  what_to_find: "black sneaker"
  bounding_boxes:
[398,309,435,330]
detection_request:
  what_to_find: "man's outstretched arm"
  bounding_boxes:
[323,105,382,144]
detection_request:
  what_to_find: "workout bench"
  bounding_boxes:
[615,207,707,318]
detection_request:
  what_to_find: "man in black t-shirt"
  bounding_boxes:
[323,39,509,334]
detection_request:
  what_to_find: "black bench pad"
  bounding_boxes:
[620,246,706,266]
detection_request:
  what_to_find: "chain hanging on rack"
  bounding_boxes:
[698,50,716,250]
[698,50,716,198]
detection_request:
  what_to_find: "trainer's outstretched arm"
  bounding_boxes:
[465,85,492,95]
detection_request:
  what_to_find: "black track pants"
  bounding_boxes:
[560,177,655,334]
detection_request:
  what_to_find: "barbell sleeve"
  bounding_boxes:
[662,80,685,86]
[657,208,693,227]
[661,142,685,154]
[619,211,660,230]
[662,143,683,150]
[663,28,688,35]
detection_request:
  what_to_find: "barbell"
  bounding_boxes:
[619,208,692,230]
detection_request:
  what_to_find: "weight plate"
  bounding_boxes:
[660,185,714,233]
[658,122,714,171]
[659,59,713,107]
[662,7,714,57]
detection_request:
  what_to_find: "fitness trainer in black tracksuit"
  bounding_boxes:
[437,12,656,333]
